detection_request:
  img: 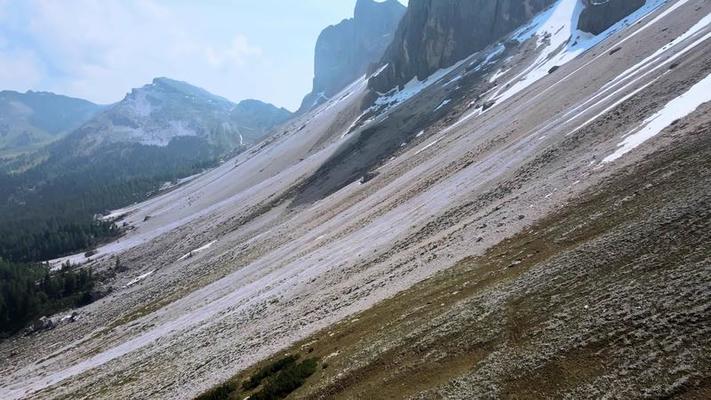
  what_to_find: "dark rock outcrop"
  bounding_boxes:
[369,0,557,93]
[578,0,645,35]
[299,0,406,113]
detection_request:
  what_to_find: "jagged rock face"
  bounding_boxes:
[299,0,405,113]
[370,0,557,93]
[578,0,645,35]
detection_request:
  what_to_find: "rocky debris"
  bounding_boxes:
[482,100,496,111]
[299,0,405,113]
[359,171,379,184]
[578,0,645,35]
[369,0,556,93]
[25,312,80,336]
[507,259,522,268]
[275,123,711,399]
[29,317,55,334]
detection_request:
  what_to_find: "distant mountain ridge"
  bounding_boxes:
[0,78,291,263]
[298,0,405,113]
[0,90,103,155]
[69,77,290,153]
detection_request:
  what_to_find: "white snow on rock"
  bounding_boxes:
[474,44,505,72]
[603,11,711,91]
[434,99,451,111]
[375,60,465,109]
[415,139,440,155]
[125,270,155,288]
[603,73,711,163]
[493,0,667,105]
[177,240,217,261]
[488,67,510,83]
[564,14,711,135]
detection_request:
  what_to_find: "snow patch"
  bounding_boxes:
[375,60,465,110]
[415,139,440,155]
[602,73,711,163]
[489,67,510,83]
[125,270,155,288]
[434,99,451,111]
[178,240,217,261]
[494,0,667,105]
[565,15,711,135]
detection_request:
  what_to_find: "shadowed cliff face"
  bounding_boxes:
[298,0,405,113]
[578,0,646,35]
[369,0,557,93]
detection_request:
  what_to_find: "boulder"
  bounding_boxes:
[578,0,646,35]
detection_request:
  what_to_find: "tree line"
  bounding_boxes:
[0,258,96,336]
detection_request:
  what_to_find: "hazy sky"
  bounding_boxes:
[0,0,407,111]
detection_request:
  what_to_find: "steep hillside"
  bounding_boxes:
[1,1,709,399]
[0,91,102,156]
[299,0,405,112]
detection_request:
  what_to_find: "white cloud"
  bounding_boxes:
[8,0,263,104]
[0,49,43,91]
[206,35,262,69]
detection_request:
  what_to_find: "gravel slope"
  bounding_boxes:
[1,1,709,399]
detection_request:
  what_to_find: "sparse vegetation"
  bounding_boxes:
[242,354,299,390]
[194,380,238,400]
[195,354,318,400]
[250,358,318,400]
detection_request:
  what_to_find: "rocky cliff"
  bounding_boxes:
[578,0,646,35]
[369,0,558,93]
[299,0,405,113]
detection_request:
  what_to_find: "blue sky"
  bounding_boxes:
[0,0,407,111]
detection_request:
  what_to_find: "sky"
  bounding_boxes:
[0,0,407,111]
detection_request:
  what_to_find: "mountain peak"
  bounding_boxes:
[354,0,404,19]
[298,0,405,113]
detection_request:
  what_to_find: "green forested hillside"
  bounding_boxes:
[0,79,291,263]
[0,258,96,336]
[0,136,219,262]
